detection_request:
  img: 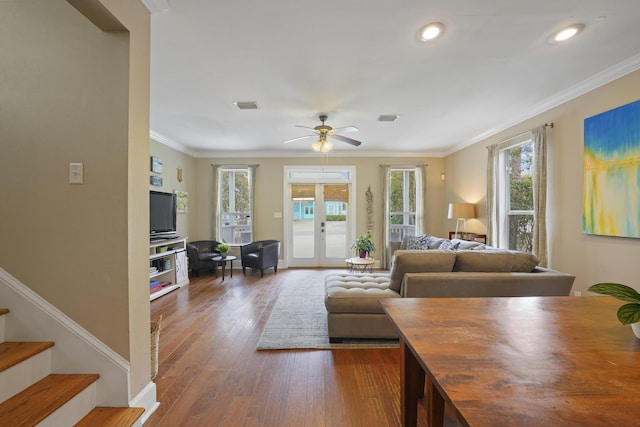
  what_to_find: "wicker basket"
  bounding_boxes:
[150,315,162,380]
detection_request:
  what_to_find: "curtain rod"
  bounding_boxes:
[379,164,428,167]
[210,164,259,167]
[486,123,554,148]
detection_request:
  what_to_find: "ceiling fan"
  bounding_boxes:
[282,114,362,152]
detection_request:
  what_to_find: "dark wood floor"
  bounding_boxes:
[147,268,437,427]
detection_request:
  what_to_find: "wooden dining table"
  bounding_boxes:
[380,296,640,427]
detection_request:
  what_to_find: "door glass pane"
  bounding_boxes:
[324,184,348,258]
[292,184,314,258]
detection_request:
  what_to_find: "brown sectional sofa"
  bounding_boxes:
[324,249,575,342]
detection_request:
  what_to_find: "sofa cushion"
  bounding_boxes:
[510,251,541,272]
[389,250,456,292]
[453,250,515,272]
[324,273,397,314]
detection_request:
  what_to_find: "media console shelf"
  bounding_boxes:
[149,236,189,301]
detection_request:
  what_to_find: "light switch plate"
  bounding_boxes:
[274,212,282,218]
[69,163,84,184]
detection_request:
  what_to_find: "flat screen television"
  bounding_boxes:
[150,190,177,237]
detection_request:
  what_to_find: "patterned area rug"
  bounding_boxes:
[256,275,399,350]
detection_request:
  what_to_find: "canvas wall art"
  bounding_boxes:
[583,99,640,238]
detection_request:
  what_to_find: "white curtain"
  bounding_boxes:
[381,165,391,269]
[486,144,499,247]
[416,164,426,236]
[248,164,257,241]
[532,125,548,267]
[211,164,221,240]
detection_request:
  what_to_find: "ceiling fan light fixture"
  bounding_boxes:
[312,140,323,152]
[320,141,333,153]
[417,22,445,42]
[549,24,585,44]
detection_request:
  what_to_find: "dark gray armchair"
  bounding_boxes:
[186,240,222,277]
[241,240,280,277]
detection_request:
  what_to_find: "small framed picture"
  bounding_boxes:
[150,176,163,186]
[151,156,163,174]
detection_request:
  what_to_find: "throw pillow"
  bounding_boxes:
[510,251,541,272]
[406,234,431,250]
[438,239,460,250]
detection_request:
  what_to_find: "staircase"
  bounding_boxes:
[0,309,144,426]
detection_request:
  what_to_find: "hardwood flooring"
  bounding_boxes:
[147,268,436,427]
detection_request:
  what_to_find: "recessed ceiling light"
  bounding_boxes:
[378,115,400,122]
[234,101,258,110]
[550,24,585,44]
[417,22,445,42]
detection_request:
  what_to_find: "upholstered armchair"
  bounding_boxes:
[241,240,280,277]
[186,240,222,277]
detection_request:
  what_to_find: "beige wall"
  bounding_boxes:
[191,156,447,259]
[150,141,198,239]
[446,69,640,294]
[0,0,151,398]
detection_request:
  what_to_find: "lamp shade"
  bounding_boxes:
[448,203,475,219]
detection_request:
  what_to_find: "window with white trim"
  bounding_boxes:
[499,140,534,252]
[218,167,253,244]
[389,168,417,242]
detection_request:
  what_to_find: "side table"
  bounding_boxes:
[346,257,375,273]
[219,255,236,281]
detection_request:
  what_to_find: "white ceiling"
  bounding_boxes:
[148,0,640,158]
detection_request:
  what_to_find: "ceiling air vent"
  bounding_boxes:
[234,101,258,110]
[378,115,400,122]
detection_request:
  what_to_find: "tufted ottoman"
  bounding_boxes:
[324,272,400,342]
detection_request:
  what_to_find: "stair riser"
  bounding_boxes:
[0,349,51,402]
[36,383,96,427]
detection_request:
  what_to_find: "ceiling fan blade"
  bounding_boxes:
[332,125,359,133]
[282,134,315,144]
[332,134,362,147]
[294,125,318,131]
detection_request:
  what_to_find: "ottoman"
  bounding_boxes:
[324,272,400,342]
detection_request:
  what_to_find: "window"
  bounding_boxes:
[501,141,534,251]
[217,166,253,244]
[389,168,417,242]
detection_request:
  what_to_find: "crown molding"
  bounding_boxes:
[445,52,640,156]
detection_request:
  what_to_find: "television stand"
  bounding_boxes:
[149,236,189,301]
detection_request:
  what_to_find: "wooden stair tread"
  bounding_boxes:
[0,341,55,372]
[0,373,100,426]
[75,406,145,427]
[0,308,9,316]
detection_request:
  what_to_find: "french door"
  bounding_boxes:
[285,167,355,268]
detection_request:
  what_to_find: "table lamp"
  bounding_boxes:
[448,203,475,239]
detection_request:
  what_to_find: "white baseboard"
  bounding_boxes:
[131,381,160,425]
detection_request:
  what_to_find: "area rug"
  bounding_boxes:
[256,277,399,350]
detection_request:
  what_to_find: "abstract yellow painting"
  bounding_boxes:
[583,100,640,238]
